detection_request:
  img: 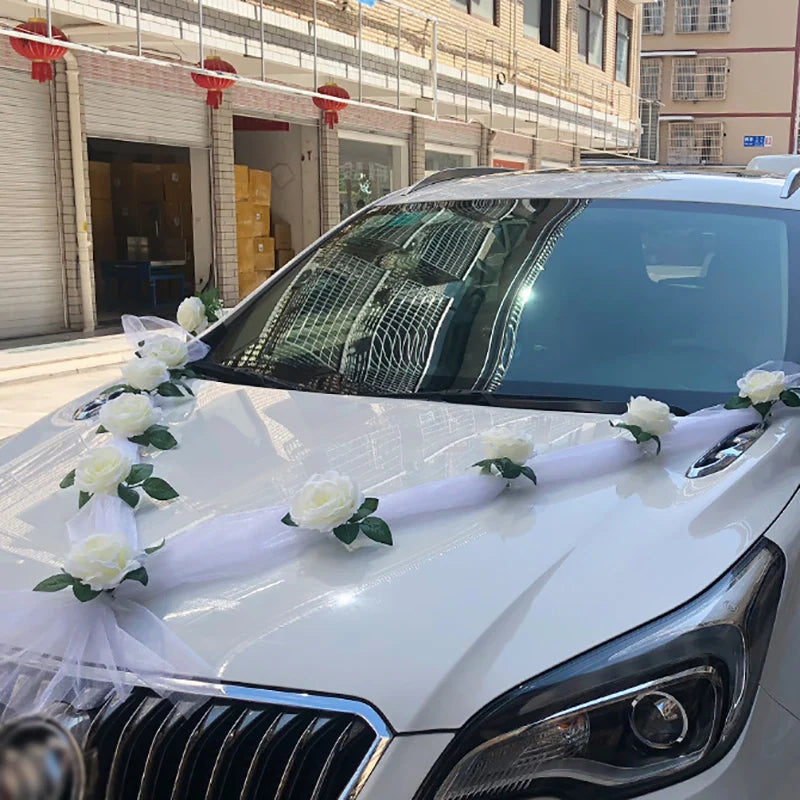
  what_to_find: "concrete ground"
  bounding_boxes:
[0,329,130,441]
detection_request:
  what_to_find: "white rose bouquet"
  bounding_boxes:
[108,338,196,400]
[97,394,177,451]
[612,396,676,454]
[726,369,799,419]
[33,533,164,602]
[473,427,537,484]
[60,446,178,509]
[177,288,221,336]
[282,471,393,546]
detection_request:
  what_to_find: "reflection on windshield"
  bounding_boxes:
[215,197,796,412]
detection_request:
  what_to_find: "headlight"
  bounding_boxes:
[416,538,784,800]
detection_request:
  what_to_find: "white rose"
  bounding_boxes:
[65,532,142,591]
[75,446,131,495]
[290,471,363,532]
[141,335,189,369]
[482,427,535,463]
[121,356,170,392]
[622,396,676,437]
[177,297,208,335]
[99,393,156,439]
[737,369,786,405]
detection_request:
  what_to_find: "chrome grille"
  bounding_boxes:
[0,672,390,800]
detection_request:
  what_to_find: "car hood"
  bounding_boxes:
[0,380,798,732]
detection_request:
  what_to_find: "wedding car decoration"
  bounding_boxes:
[725,368,800,420]
[2,327,797,717]
[473,427,537,484]
[282,471,393,546]
[33,534,165,602]
[177,288,222,336]
[611,396,677,454]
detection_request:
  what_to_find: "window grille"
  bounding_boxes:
[640,59,662,101]
[643,0,664,34]
[675,0,731,33]
[672,57,728,101]
[667,122,724,165]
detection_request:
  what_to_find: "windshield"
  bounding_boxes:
[207,197,800,413]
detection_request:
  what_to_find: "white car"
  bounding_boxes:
[2,167,800,800]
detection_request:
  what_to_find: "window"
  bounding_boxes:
[640,59,663,101]
[672,57,728,101]
[425,149,476,176]
[523,0,558,49]
[615,14,631,84]
[451,0,495,24]
[211,198,798,414]
[643,0,664,34]
[578,0,604,68]
[675,0,731,33]
[668,121,724,164]
[639,100,660,161]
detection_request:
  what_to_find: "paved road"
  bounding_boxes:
[0,366,122,442]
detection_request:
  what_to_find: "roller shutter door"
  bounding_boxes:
[83,81,210,147]
[0,68,65,338]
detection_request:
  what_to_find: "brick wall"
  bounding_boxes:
[211,97,239,306]
[410,115,425,182]
[319,120,340,231]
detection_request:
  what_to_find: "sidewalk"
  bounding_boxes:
[0,328,132,441]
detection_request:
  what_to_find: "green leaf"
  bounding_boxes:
[122,566,149,586]
[181,368,198,379]
[144,540,166,555]
[180,382,194,397]
[33,573,74,592]
[126,463,154,485]
[147,427,178,451]
[72,581,101,602]
[360,516,393,546]
[781,390,800,407]
[753,401,774,419]
[60,469,76,489]
[142,477,179,501]
[520,465,538,484]
[281,512,297,527]
[157,381,184,398]
[333,522,360,545]
[96,424,108,434]
[78,491,92,509]
[496,458,522,480]
[352,497,379,521]
[725,395,752,410]
[117,484,140,509]
[651,434,662,455]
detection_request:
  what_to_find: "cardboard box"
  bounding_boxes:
[239,270,268,298]
[132,164,164,203]
[162,164,191,205]
[237,238,255,274]
[249,169,272,203]
[254,236,275,272]
[273,222,292,251]
[276,249,295,268]
[235,165,250,201]
[89,162,112,201]
[253,205,271,237]
[236,201,255,238]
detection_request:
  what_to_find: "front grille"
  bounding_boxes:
[0,672,390,800]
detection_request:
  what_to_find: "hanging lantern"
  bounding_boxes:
[10,19,69,83]
[313,83,350,130]
[191,55,237,110]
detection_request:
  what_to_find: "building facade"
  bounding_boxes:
[0,0,647,340]
[640,0,800,165]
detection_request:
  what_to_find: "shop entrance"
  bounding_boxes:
[233,117,320,299]
[88,139,210,323]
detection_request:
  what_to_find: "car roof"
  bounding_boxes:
[381,167,799,210]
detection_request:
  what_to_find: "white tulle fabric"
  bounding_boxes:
[121,314,210,363]
[0,354,792,715]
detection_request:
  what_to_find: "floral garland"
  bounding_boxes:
[4,303,798,715]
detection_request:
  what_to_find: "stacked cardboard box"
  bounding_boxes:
[273,220,295,269]
[235,165,275,297]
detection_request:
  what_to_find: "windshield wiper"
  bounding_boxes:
[190,361,305,392]
[377,390,689,416]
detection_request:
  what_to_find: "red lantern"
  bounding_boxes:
[10,18,69,83]
[314,83,350,129]
[191,55,237,110]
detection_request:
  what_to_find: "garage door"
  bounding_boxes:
[0,68,65,338]
[83,81,210,147]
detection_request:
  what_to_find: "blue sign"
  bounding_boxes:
[744,135,773,148]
